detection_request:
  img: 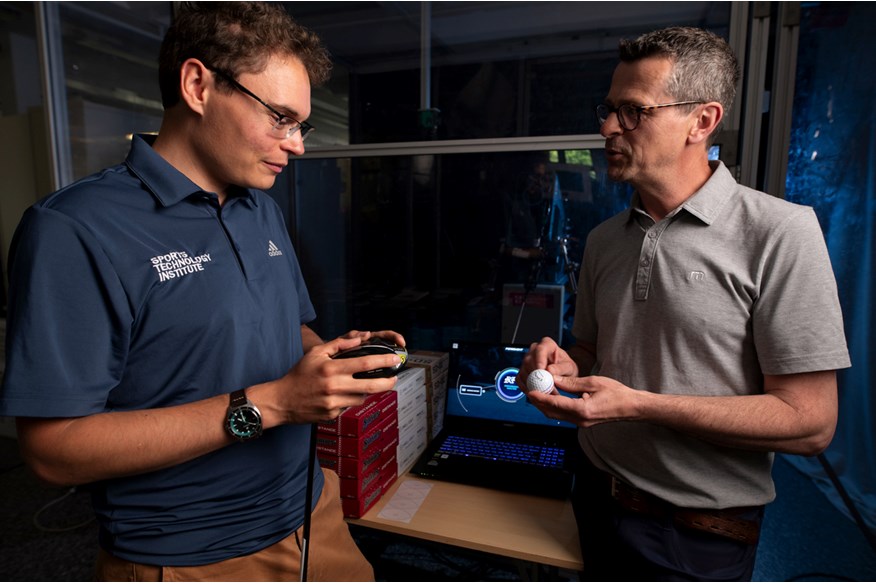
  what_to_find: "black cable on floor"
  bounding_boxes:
[817,452,876,554]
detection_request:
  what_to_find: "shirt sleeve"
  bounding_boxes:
[1,206,131,417]
[753,207,851,374]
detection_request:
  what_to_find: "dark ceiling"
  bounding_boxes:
[287,1,730,74]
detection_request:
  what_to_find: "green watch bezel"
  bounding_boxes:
[225,390,263,441]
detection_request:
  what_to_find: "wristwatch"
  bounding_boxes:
[225,389,263,441]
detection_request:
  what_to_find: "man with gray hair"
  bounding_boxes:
[520,26,849,580]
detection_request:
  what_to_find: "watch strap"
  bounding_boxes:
[229,389,248,408]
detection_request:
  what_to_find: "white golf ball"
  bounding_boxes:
[526,369,554,394]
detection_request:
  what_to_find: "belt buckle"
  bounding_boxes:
[610,475,620,499]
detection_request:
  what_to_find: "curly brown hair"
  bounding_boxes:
[158,1,333,109]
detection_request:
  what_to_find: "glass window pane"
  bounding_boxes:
[0,2,42,117]
[783,0,876,535]
[0,1,45,303]
[292,1,733,145]
[293,148,630,348]
[58,2,171,180]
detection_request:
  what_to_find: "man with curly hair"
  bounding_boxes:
[1,3,401,580]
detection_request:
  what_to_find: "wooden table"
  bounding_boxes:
[348,473,583,573]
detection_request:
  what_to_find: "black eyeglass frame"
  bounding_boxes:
[596,100,704,132]
[209,66,314,141]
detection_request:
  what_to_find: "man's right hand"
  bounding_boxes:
[519,336,580,392]
[257,332,404,426]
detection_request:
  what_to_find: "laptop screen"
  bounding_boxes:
[445,340,575,429]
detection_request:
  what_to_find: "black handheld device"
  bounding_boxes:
[331,338,408,378]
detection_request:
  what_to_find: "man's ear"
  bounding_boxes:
[688,102,723,146]
[178,58,211,115]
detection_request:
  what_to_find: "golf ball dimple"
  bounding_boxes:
[526,369,554,394]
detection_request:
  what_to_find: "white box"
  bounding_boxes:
[406,351,449,441]
[397,420,429,475]
[429,370,448,439]
[398,398,428,438]
[394,367,427,411]
[407,350,449,378]
[397,396,429,476]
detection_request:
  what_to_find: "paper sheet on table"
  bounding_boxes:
[376,479,433,523]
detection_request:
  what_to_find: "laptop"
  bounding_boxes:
[410,340,577,499]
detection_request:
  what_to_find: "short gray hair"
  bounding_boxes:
[619,27,740,141]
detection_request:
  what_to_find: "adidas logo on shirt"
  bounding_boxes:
[268,240,283,257]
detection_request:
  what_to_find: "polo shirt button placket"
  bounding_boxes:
[635,226,661,300]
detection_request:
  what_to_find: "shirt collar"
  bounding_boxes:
[125,134,259,208]
[625,160,735,226]
[677,160,735,225]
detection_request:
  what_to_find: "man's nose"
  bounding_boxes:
[281,132,306,156]
[600,111,623,138]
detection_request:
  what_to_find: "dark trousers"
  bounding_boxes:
[572,457,763,581]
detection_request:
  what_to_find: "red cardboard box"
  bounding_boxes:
[341,466,398,518]
[316,413,398,459]
[318,434,400,479]
[317,390,397,437]
[339,451,398,499]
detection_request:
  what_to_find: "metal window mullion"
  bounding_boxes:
[296,134,606,160]
[717,1,750,171]
[738,2,771,189]
[420,1,431,112]
[726,1,750,137]
[763,2,801,200]
[35,1,73,191]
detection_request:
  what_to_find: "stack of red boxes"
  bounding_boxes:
[316,390,399,518]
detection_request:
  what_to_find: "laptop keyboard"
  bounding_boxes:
[437,435,565,469]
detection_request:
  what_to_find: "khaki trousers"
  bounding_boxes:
[95,469,374,581]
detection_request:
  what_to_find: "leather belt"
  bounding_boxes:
[608,475,761,546]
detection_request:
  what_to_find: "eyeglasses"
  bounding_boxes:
[209,67,314,141]
[595,101,703,132]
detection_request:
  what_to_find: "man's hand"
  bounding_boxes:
[519,337,579,393]
[263,330,406,425]
[525,374,643,427]
[339,329,406,348]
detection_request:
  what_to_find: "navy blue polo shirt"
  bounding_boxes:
[1,134,322,564]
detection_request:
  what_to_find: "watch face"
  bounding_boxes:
[228,407,262,440]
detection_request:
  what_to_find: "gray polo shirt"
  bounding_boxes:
[572,161,850,509]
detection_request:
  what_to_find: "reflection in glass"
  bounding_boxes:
[292,1,732,145]
[0,2,45,303]
[292,149,630,349]
[59,2,170,180]
[783,1,876,531]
